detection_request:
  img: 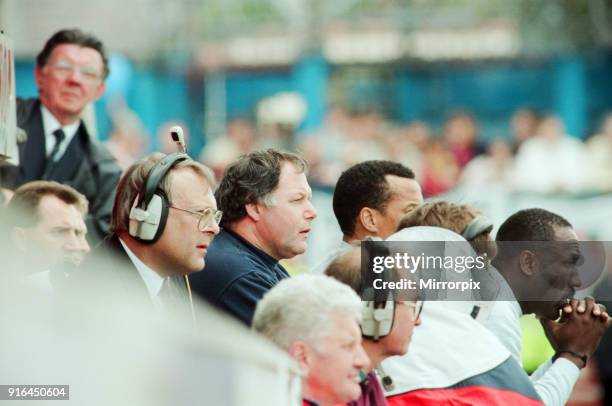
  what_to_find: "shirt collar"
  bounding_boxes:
[118,237,167,299]
[40,105,81,157]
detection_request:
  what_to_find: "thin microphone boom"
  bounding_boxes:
[170,126,194,321]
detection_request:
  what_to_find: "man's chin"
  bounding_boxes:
[58,102,86,117]
[181,258,205,274]
[334,387,362,405]
[287,243,307,258]
[191,261,205,273]
[345,384,363,403]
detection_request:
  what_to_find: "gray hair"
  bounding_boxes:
[253,274,362,351]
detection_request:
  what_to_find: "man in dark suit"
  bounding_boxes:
[85,153,220,313]
[16,29,121,243]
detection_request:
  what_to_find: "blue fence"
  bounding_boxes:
[15,50,612,154]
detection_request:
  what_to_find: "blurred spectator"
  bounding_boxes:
[443,112,485,169]
[16,29,122,244]
[342,110,388,165]
[421,138,460,196]
[459,138,513,188]
[200,118,256,179]
[252,274,370,406]
[299,108,352,189]
[105,97,148,171]
[189,149,317,325]
[513,115,588,194]
[586,112,612,192]
[510,109,538,154]
[5,181,90,292]
[256,92,306,151]
[384,121,429,184]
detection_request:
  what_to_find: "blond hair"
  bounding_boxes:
[398,201,497,259]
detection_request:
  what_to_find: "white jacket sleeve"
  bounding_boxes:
[530,357,580,406]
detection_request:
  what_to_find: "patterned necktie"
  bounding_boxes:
[49,129,66,163]
[42,129,66,179]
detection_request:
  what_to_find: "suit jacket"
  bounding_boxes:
[16,98,122,244]
[81,235,191,310]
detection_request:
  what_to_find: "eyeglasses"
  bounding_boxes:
[47,60,103,82]
[169,206,223,231]
[404,300,424,320]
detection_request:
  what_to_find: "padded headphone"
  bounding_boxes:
[129,152,190,243]
[361,237,395,341]
[361,289,394,341]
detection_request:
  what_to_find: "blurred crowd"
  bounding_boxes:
[266,109,612,196]
[107,105,612,198]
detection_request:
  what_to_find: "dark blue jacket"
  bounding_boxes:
[189,229,290,325]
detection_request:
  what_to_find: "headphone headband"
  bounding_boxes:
[462,216,493,241]
[141,153,189,207]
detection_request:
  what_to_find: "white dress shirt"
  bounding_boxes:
[41,105,80,162]
[119,238,168,306]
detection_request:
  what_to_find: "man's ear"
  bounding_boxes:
[11,227,29,253]
[518,250,539,276]
[92,82,106,101]
[288,341,311,376]
[34,66,44,89]
[358,207,378,234]
[245,202,263,222]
